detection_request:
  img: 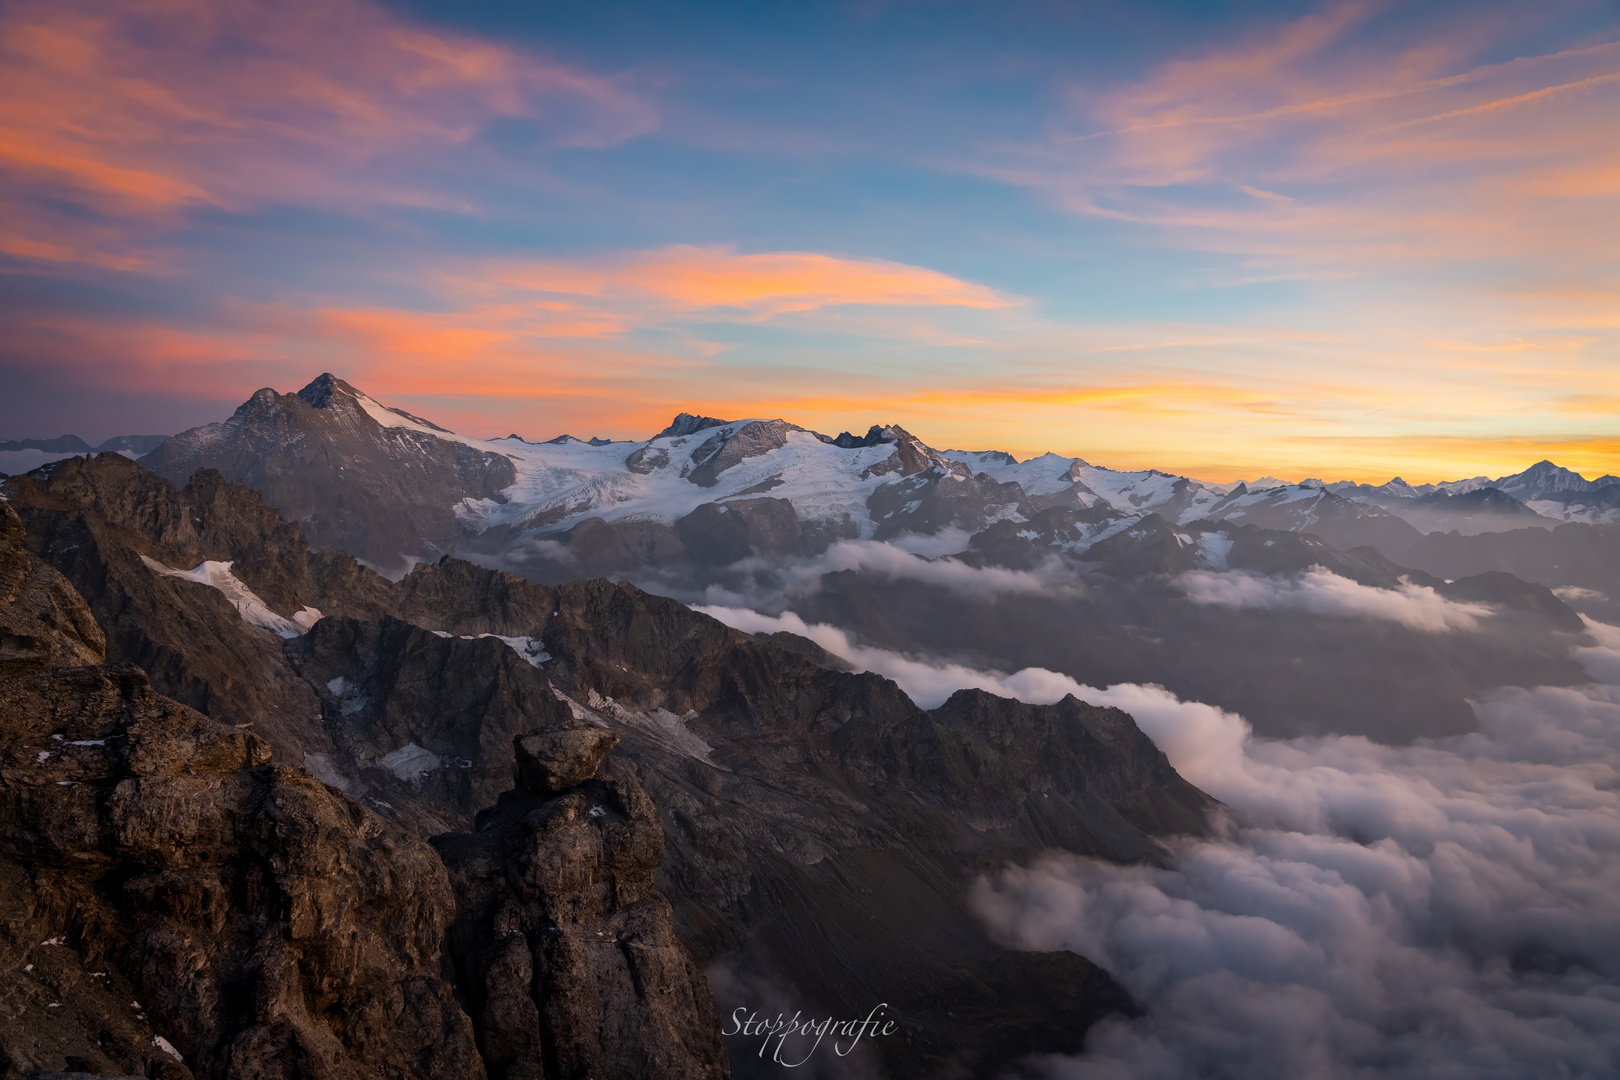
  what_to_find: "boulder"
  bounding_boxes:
[514,726,619,795]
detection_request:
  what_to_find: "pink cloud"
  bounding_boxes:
[0,0,656,267]
[982,3,1620,271]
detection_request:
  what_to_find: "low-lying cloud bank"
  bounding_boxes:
[698,538,1073,611]
[972,626,1620,1079]
[812,540,1063,597]
[1180,566,1492,632]
[701,604,1620,1077]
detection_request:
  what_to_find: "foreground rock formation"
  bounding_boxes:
[436,736,728,1080]
[0,500,729,1079]
[0,503,484,1078]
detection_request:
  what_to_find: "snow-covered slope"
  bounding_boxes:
[140,555,321,638]
[130,374,1616,576]
[465,423,907,538]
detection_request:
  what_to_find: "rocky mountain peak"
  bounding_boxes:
[658,412,732,439]
[1496,459,1598,497]
[295,371,351,409]
[830,424,895,448]
[140,379,517,574]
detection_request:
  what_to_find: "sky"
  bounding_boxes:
[1,0,1617,483]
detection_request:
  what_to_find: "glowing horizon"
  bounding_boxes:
[1,0,1616,486]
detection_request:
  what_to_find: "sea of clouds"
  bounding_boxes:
[1179,566,1493,633]
[698,606,1620,1077]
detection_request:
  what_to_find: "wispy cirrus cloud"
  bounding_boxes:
[983,2,1620,273]
[0,0,655,268]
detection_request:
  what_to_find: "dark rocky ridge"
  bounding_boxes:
[5,454,327,759]
[283,561,1211,1077]
[5,455,1219,1078]
[0,503,484,1079]
[141,374,516,576]
[0,497,731,1079]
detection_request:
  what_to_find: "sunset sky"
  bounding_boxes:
[2,0,1617,482]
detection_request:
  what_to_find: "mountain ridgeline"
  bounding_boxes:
[120,375,1614,741]
[118,375,1620,597]
[2,374,1614,1078]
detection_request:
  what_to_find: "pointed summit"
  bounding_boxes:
[296,372,352,409]
[1494,460,1599,499]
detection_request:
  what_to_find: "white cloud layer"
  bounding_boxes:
[971,625,1620,1079]
[700,602,1620,1076]
[694,539,1078,614]
[1180,567,1493,632]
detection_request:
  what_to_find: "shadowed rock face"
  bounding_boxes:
[514,727,619,795]
[4,455,327,758]
[314,574,1210,1079]
[289,613,573,836]
[141,374,517,575]
[0,504,104,668]
[0,504,486,1080]
[434,750,728,1080]
[687,420,803,488]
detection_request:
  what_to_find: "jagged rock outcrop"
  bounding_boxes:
[434,732,728,1080]
[655,414,730,440]
[513,727,619,795]
[0,503,486,1080]
[141,374,517,574]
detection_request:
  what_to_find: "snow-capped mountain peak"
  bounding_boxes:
[1493,459,1618,500]
[107,374,1620,569]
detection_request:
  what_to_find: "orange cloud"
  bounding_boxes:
[0,0,655,266]
[485,245,1013,318]
[11,291,1617,486]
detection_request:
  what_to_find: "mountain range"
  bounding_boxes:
[110,375,1616,599]
[8,374,1615,577]
[1,373,1615,1078]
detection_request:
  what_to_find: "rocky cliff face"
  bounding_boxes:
[0,495,731,1080]
[434,748,728,1080]
[5,453,328,760]
[0,502,484,1080]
